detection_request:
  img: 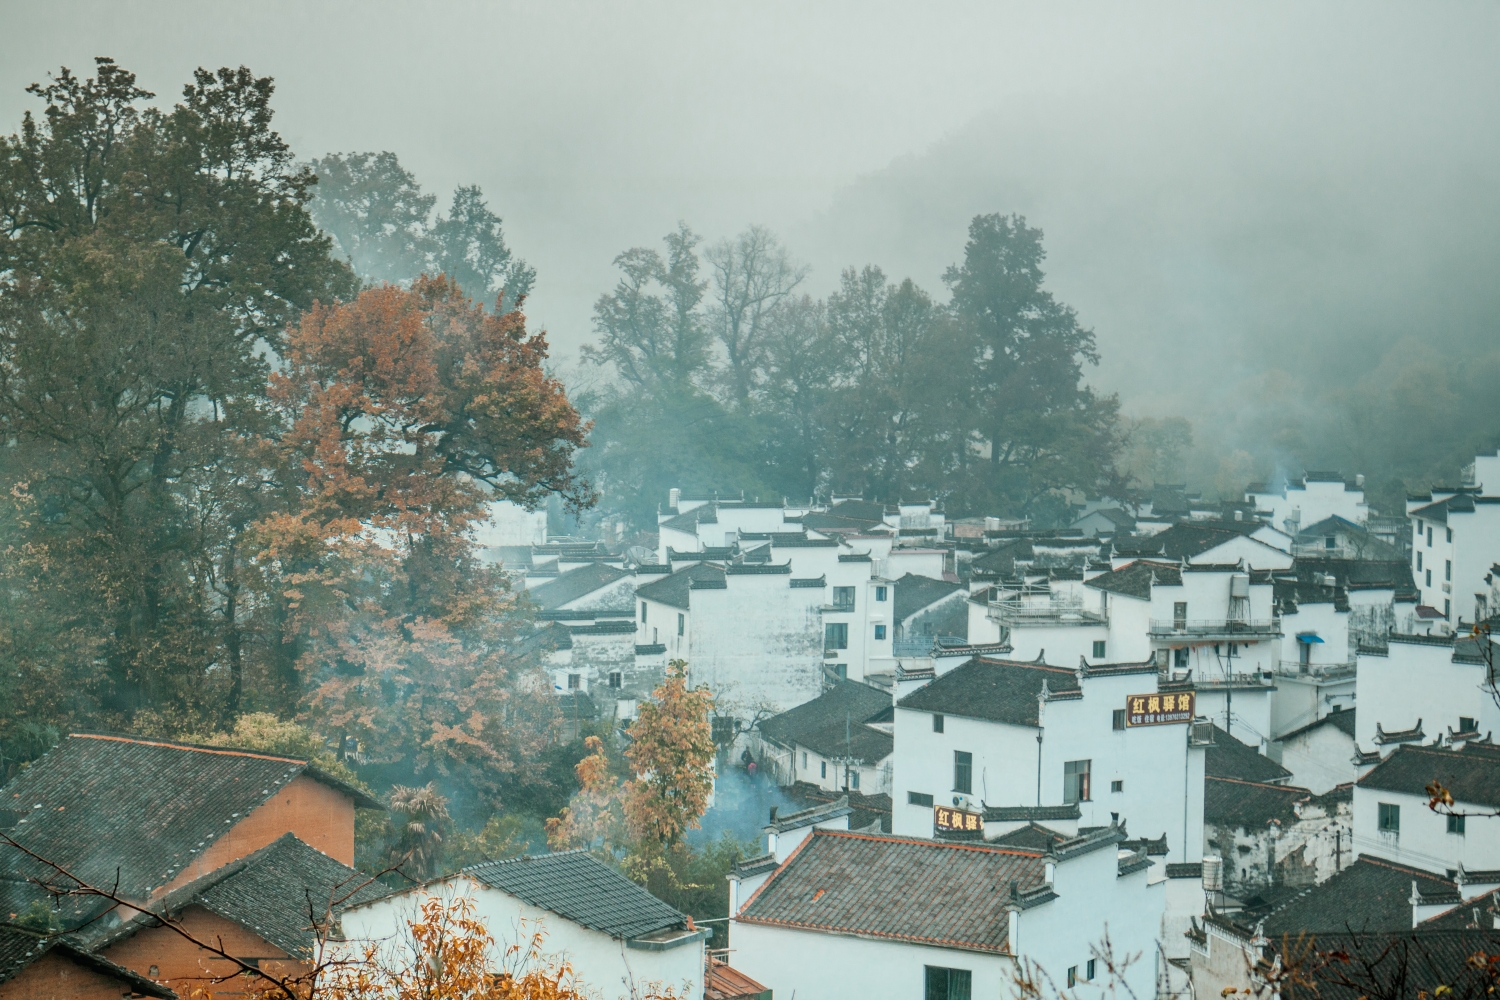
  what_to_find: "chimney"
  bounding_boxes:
[1355,474,1365,489]
[1234,510,1243,521]
[668,488,681,510]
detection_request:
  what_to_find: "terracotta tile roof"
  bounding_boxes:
[705,957,770,999]
[0,734,379,911]
[736,828,1048,954]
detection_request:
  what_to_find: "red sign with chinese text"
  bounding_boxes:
[934,805,983,832]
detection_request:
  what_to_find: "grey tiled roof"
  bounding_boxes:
[981,803,1082,822]
[0,927,175,996]
[1359,743,1500,809]
[87,833,383,957]
[758,680,892,751]
[1256,856,1457,935]
[1205,725,1293,783]
[893,573,965,623]
[463,851,686,941]
[0,734,379,907]
[527,563,629,609]
[1276,708,1357,743]
[1085,560,1182,599]
[898,657,1079,727]
[635,563,726,610]
[1204,776,1310,827]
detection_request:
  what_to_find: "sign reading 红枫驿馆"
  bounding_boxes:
[934,805,983,832]
[1125,691,1195,726]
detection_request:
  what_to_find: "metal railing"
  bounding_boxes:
[989,597,1107,627]
[1149,618,1279,637]
[1273,659,1356,680]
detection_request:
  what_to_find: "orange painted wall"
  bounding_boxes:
[0,951,146,1000]
[102,905,310,999]
[156,774,355,898]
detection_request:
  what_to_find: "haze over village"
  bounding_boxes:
[2,3,1500,999]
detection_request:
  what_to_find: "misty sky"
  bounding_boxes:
[6,1,1499,434]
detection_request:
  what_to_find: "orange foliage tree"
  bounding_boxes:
[546,660,715,856]
[247,276,592,806]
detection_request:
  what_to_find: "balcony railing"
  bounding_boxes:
[1149,618,1279,639]
[1274,659,1356,680]
[989,598,1107,627]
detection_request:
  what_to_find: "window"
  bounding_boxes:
[1428,527,1434,546]
[875,624,887,640]
[832,586,856,611]
[833,663,847,679]
[1447,527,1453,543]
[925,966,972,1000]
[1111,779,1124,793]
[1174,647,1190,668]
[824,622,848,650]
[567,673,581,690]
[909,790,934,807]
[1417,552,1423,572]
[851,770,860,789]
[1112,709,1126,731]
[1173,602,1188,629]
[1087,960,1097,981]
[653,627,659,644]
[1444,599,1451,618]
[1446,560,1452,582]
[1325,535,1336,550]
[1092,640,1107,659]
[1068,967,1078,988]
[1063,759,1092,803]
[1426,569,1432,587]
[802,752,808,768]
[1378,802,1400,833]
[1461,716,1477,732]
[933,713,945,733]
[820,761,827,778]
[953,751,973,794]
[608,672,622,689]
[876,586,888,601]
[1448,814,1466,834]
[676,613,685,636]
[640,601,647,622]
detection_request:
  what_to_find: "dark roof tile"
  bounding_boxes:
[463,850,686,940]
[1206,726,1293,783]
[898,658,1079,727]
[527,563,630,610]
[1359,743,1500,809]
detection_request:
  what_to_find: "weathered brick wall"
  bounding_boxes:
[156,775,354,898]
[0,951,142,1000]
[102,905,307,999]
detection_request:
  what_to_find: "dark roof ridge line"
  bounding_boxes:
[67,731,305,765]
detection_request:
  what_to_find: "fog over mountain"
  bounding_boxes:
[5,0,1498,484]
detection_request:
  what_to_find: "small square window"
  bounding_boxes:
[851,770,860,790]
[1111,780,1123,793]
[1461,717,1477,732]
[1448,814,1466,834]
[1379,802,1400,833]
[1112,709,1126,731]
[933,713,945,733]
[567,673,581,690]
[876,586,887,601]
[1092,640,1107,659]
[908,790,934,807]
[874,624,887,640]
[608,672,622,689]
